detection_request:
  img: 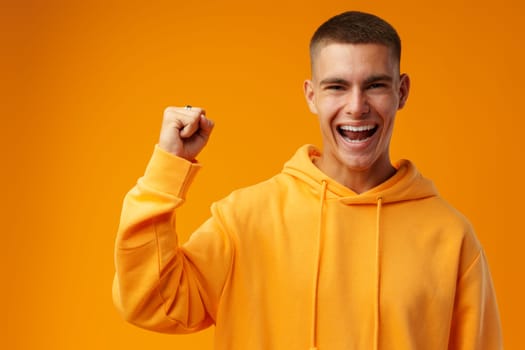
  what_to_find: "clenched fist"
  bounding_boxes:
[158,106,214,161]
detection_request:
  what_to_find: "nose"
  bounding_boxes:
[344,88,370,118]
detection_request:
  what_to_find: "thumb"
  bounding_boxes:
[199,114,215,137]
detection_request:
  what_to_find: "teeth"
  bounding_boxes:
[339,125,376,132]
[343,136,371,143]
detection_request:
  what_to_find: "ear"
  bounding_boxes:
[398,73,410,110]
[303,79,318,114]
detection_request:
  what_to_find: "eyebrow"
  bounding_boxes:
[319,74,393,86]
[319,77,349,86]
[364,74,393,85]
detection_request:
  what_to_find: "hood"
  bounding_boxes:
[282,144,438,204]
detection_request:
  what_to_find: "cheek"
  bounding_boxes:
[318,94,345,113]
[317,110,337,135]
[380,112,397,140]
[375,97,399,121]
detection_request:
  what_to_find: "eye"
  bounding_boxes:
[368,83,386,89]
[326,85,345,91]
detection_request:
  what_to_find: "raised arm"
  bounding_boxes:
[113,106,232,333]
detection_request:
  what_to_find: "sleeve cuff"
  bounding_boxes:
[141,145,202,199]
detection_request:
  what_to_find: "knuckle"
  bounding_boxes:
[192,107,203,114]
[164,106,204,118]
[163,106,176,115]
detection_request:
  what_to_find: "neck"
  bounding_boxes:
[314,157,396,194]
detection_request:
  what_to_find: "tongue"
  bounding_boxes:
[342,128,375,141]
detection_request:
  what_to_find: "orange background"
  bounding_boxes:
[2,0,523,348]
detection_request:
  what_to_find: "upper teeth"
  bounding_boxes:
[339,125,375,132]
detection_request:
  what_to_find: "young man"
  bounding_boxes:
[113,11,502,349]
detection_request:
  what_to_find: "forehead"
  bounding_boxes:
[311,42,399,78]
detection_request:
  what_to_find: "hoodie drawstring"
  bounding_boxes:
[310,180,327,350]
[373,196,383,350]
[310,186,384,350]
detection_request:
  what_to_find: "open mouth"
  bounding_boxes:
[337,124,378,143]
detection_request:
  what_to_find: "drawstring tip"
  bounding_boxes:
[310,347,318,350]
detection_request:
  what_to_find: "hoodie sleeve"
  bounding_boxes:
[448,249,503,349]
[112,145,233,333]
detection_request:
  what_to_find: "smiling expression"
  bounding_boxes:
[304,42,410,192]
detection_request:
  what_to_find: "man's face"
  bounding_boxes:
[304,42,409,184]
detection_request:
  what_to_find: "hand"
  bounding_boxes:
[158,106,214,161]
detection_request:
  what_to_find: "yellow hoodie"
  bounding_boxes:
[113,145,503,350]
